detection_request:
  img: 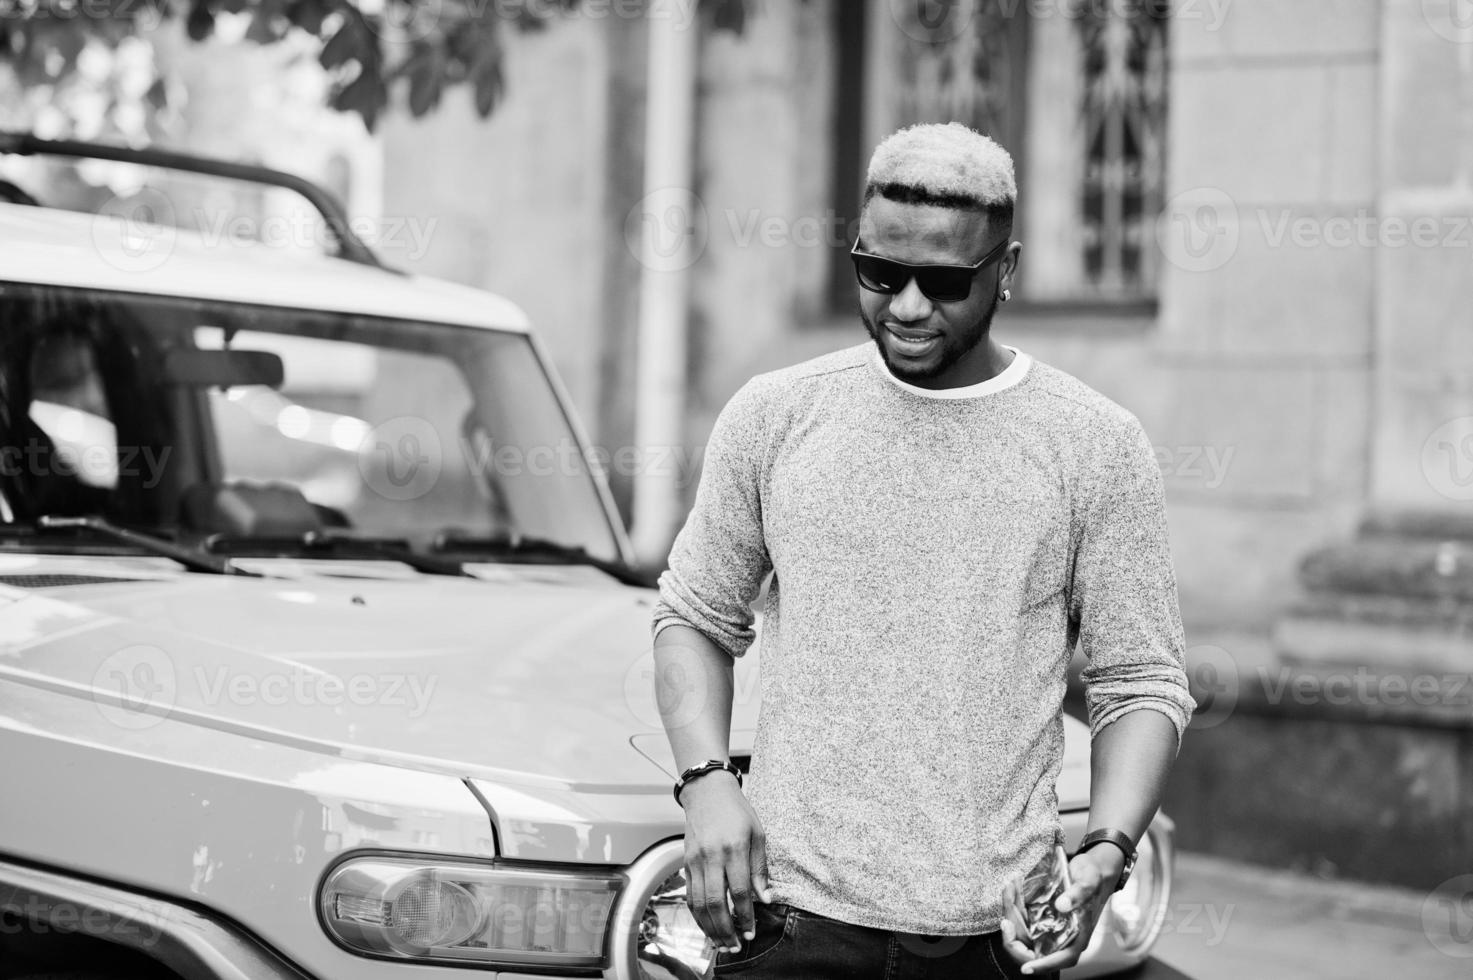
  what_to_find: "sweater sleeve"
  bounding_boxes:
[650,378,773,658]
[1070,417,1197,746]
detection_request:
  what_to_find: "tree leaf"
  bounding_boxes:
[472,56,503,117]
[40,22,88,77]
[288,0,333,36]
[186,0,218,41]
[406,40,447,116]
[331,70,387,130]
[319,22,362,70]
[0,0,781,132]
[705,0,746,34]
[145,76,170,111]
[245,6,290,44]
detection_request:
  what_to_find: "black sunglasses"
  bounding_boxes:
[850,236,1011,303]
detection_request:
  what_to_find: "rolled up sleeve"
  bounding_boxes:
[650,379,773,658]
[1070,417,1197,746]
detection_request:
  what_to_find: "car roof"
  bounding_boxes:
[0,203,531,333]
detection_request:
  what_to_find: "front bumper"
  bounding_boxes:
[1,821,1178,980]
[0,844,703,980]
[0,855,309,980]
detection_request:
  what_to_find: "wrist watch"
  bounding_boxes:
[1075,829,1137,893]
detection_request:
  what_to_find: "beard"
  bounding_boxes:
[861,290,1000,384]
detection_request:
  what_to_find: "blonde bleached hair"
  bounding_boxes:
[863,122,1016,222]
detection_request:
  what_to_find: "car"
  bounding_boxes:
[0,134,1178,980]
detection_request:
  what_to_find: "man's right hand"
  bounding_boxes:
[680,771,773,953]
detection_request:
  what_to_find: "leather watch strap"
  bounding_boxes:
[1075,828,1137,892]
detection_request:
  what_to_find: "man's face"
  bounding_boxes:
[857,195,1018,389]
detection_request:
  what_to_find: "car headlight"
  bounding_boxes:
[611,839,715,980]
[319,855,621,968]
[1107,826,1170,954]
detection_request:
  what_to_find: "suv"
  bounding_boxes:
[0,135,1178,980]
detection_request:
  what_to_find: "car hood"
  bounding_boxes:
[0,553,1090,808]
[0,554,698,790]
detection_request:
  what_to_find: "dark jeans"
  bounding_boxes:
[712,902,1059,980]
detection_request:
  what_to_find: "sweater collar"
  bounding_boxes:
[870,344,1032,400]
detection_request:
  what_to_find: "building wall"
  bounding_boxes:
[688,0,839,425]
[1373,0,1473,512]
[684,0,1408,652]
[378,15,616,435]
[1148,0,1382,636]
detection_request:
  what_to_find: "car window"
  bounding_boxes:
[198,326,501,538]
[0,284,622,562]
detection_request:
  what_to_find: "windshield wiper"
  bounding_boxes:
[32,515,262,576]
[431,531,656,587]
[202,531,476,578]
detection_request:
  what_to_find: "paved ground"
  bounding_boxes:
[1149,853,1471,979]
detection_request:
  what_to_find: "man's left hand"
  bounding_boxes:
[998,845,1125,975]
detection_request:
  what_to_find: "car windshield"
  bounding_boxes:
[0,283,621,563]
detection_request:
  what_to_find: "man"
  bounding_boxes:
[650,122,1195,978]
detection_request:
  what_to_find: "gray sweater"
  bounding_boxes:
[652,342,1195,935]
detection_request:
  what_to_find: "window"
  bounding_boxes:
[852,0,1170,307]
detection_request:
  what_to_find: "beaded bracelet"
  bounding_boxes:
[673,759,743,806]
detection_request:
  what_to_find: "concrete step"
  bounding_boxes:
[1298,538,1473,601]
[1360,508,1473,541]
[1271,595,1472,723]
